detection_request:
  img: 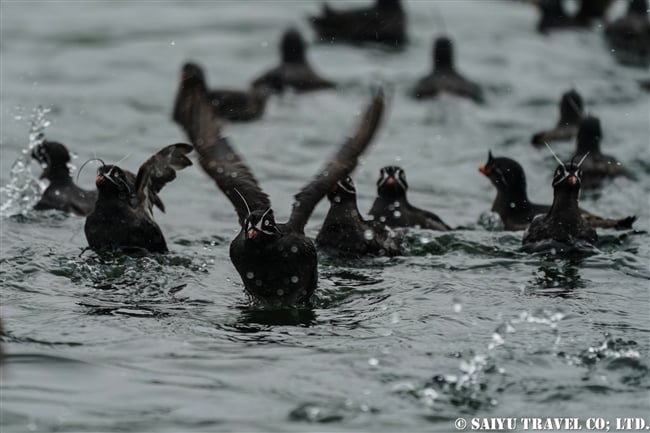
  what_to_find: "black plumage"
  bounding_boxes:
[479,152,636,230]
[531,90,584,146]
[252,28,335,93]
[31,140,97,216]
[173,62,271,123]
[176,81,385,305]
[605,0,650,66]
[309,0,407,47]
[571,116,635,189]
[369,166,451,231]
[537,0,598,33]
[316,176,402,258]
[84,144,193,253]
[523,160,598,245]
[412,36,483,103]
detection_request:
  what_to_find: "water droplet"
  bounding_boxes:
[276,289,284,296]
[363,229,375,240]
[393,210,401,218]
[290,246,298,253]
[170,41,175,46]
[491,332,505,346]
[290,276,298,283]
[246,272,254,279]
[509,202,516,208]
[368,358,379,366]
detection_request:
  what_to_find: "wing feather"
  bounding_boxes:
[176,82,271,225]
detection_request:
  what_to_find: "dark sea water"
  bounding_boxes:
[1,1,649,432]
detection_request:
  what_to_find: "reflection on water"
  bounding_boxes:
[532,259,585,296]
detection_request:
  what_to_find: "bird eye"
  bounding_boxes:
[264,220,270,226]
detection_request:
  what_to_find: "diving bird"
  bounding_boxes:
[316,176,402,258]
[531,89,584,146]
[173,62,272,123]
[523,156,597,246]
[252,28,335,93]
[479,152,636,231]
[309,0,407,47]
[570,116,635,189]
[412,36,483,103]
[31,140,97,216]
[176,83,385,305]
[84,144,193,253]
[369,166,451,231]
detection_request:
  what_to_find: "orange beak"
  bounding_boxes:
[247,228,258,240]
[96,175,105,186]
[568,175,577,186]
[386,177,395,186]
[479,165,489,176]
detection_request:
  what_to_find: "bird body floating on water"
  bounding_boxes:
[175,78,385,305]
[84,143,193,253]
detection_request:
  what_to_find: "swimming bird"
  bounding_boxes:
[252,28,335,93]
[31,140,97,216]
[605,0,650,66]
[84,144,193,253]
[369,166,451,231]
[523,158,598,246]
[173,62,272,123]
[412,36,483,103]
[316,176,402,258]
[176,83,385,305]
[479,152,636,230]
[531,89,584,146]
[308,0,407,47]
[570,116,635,189]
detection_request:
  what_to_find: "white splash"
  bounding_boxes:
[0,106,51,217]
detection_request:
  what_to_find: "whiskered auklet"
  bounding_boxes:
[412,36,483,103]
[479,152,636,230]
[31,140,97,216]
[523,159,598,245]
[84,144,193,253]
[252,28,335,93]
[173,62,272,123]
[571,116,635,189]
[316,176,402,258]
[176,82,385,305]
[369,166,451,231]
[531,89,584,146]
[309,0,407,47]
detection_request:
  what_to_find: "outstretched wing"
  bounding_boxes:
[177,83,271,225]
[133,143,193,214]
[288,88,385,233]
